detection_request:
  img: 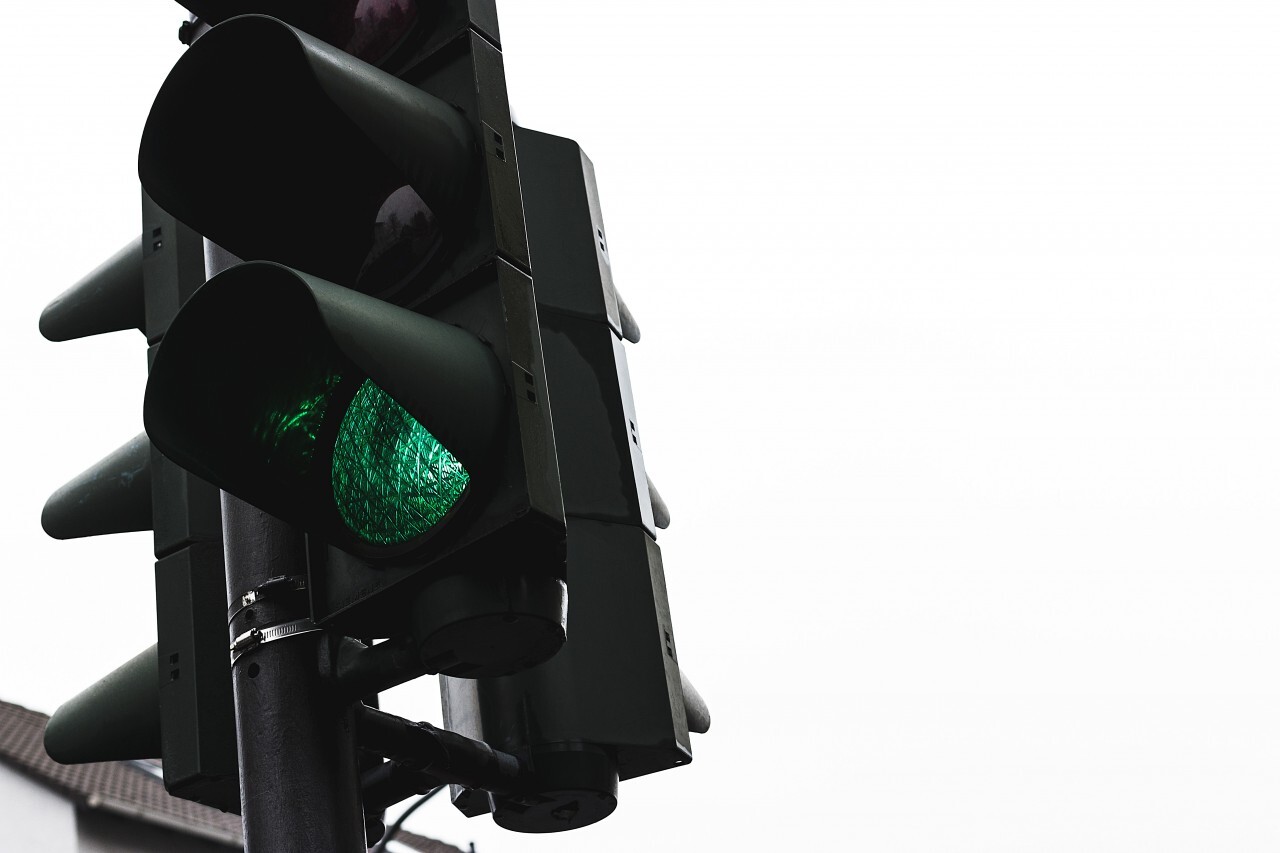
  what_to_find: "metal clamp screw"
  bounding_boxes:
[228,575,308,624]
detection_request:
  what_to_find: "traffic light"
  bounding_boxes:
[138,9,567,677]
[39,1,707,838]
[439,129,709,833]
[40,198,240,812]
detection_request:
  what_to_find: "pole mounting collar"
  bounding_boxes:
[230,618,322,666]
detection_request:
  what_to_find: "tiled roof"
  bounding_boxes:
[0,699,464,852]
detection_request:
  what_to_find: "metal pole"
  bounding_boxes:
[210,234,365,852]
[223,494,367,852]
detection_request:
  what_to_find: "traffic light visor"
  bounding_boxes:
[144,263,505,556]
[139,15,474,297]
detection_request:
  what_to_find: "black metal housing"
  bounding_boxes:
[439,129,698,833]
[145,199,239,812]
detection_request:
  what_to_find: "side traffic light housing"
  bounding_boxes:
[439,128,707,832]
[39,201,240,812]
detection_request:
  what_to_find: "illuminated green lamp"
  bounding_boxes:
[332,380,470,545]
[254,371,470,546]
[144,262,504,558]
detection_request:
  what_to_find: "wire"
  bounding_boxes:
[370,786,443,853]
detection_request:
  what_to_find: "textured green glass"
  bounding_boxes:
[332,380,469,545]
[252,371,343,475]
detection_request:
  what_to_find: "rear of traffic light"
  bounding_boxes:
[139,8,566,676]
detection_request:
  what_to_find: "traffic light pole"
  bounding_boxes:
[223,494,368,852]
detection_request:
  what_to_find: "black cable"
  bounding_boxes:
[370,786,443,853]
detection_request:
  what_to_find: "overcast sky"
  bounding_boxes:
[5,1,1280,850]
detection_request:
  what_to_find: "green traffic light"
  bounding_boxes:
[333,379,469,545]
[254,374,468,546]
[144,263,507,562]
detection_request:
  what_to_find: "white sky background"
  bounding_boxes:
[3,0,1280,850]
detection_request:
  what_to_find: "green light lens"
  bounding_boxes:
[332,379,469,545]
